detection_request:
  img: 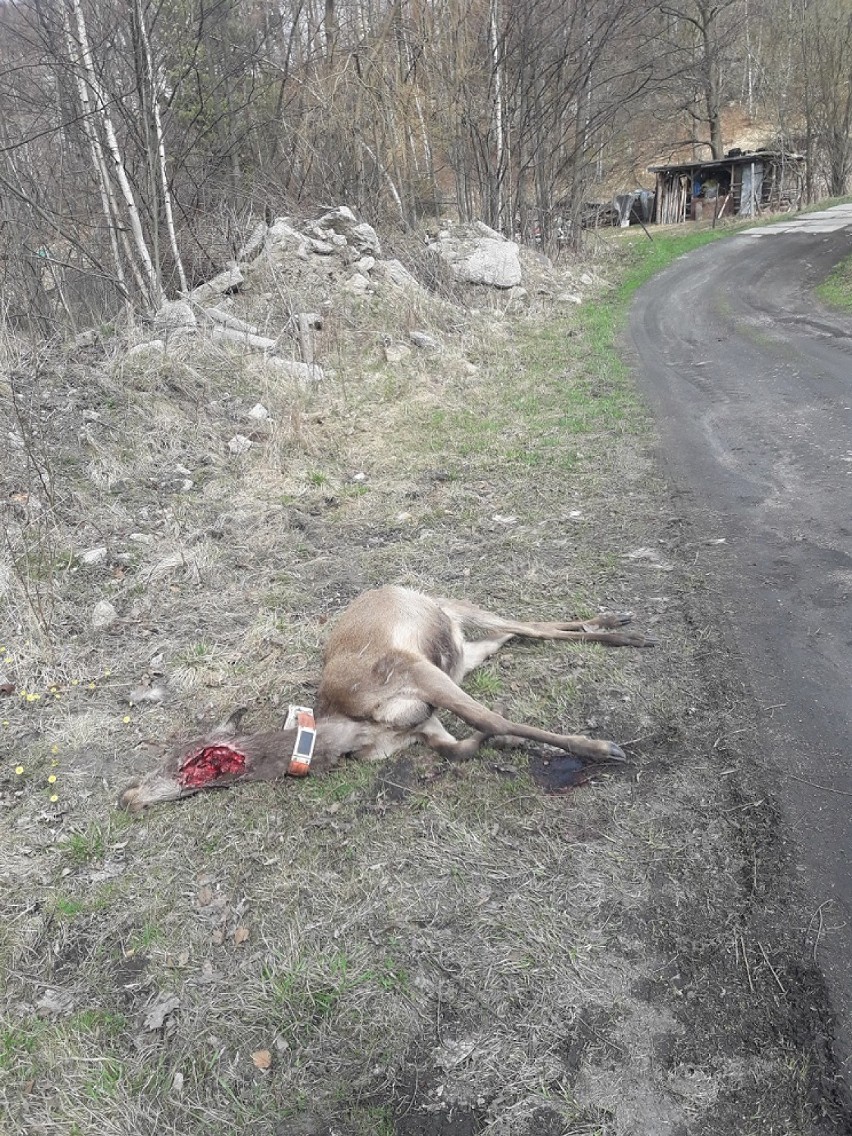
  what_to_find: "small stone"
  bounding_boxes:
[80,547,108,566]
[154,300,196,329]
[128,684,167,706]
[317,205,358,226]
[384,343,411,364]
[128,533,154,546]
[350,222,381,255]
[380,259,418,288]
[246,403,269,420]
[127,340,165,359]
[309,239,335,255]
[227,435,252,455]
[343,272,371,295]
[265,358,324,384]
[354,255,375,274]
[409,330,440,351]
[91,600,118,631]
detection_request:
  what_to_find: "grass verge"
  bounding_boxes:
[816,252,852,310]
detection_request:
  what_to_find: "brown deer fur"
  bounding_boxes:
[120,586,653,811]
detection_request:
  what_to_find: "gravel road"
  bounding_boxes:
[629,204,852,1090]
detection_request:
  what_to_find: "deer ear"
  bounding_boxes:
[210,706,248,738]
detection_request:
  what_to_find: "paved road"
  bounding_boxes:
[629,205,852,1086]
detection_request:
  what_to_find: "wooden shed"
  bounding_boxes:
[650,151,805,225]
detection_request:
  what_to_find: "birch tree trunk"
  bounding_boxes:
[62,3,132,311]
[70,0,161,307]
[135,0,188,294]
[490,0,504,231]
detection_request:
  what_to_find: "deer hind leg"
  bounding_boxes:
[436,598,654,648]
[407,659,626,763]
[417,714,488,760]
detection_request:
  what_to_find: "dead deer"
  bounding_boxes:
[120,586,653,811]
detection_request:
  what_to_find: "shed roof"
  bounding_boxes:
[649,151,805,175]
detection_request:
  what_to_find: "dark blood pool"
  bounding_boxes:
[528,752,590,793]
[179,745,247,788]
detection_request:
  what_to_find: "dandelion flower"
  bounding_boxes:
[51,744,59,754]
[15,765,24,775]
[122,715,131,724]
[48,774,57,784]
[50,794,59,803]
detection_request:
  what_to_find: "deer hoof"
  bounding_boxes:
[632,634,657,648]
[587,611,634,629]
[603,742,627,762]
[613,632,656,647]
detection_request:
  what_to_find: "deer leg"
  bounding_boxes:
[436,598,654,648]
[407,660,626,762]
[417,714,488,760]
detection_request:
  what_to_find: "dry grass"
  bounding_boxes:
[0,235,844,1135]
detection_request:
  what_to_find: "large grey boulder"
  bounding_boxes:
[154,300,196,329]
[435,221,522,289]
[315,207,382,256]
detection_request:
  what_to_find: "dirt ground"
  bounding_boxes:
[1,228,849,1134]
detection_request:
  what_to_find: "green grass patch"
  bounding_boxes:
[68,1009,128,1039]
[816,252,852,310]
[0,1022,46,1072]
[59,824,109,866]
[52,895,86,918]
[464,667,503,700]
